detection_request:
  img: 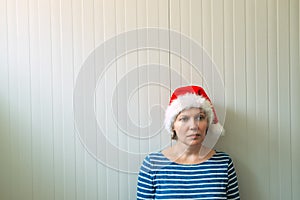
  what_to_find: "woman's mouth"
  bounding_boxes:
[188,133,201,138]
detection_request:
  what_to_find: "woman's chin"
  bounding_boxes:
[186,139,203,146]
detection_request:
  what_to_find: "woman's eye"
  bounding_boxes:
[196,115,205,121]
[180,117,189,122]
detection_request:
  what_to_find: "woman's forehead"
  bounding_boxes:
[178,107,206,116]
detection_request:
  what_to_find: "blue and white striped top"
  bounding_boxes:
[137,151,240,200]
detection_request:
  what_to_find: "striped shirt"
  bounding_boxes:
[137,151,240,200]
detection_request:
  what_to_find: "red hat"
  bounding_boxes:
[164,85,223,135]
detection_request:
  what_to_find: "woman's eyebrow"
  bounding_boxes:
[178,114,189,117]
[179,113,206,117]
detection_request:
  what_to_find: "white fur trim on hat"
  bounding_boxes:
[164,93,214,133]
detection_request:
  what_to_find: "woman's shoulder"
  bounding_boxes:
[145,151,164,159]
[214,150,229,156]
[142,151,164,161]
[212,150,234,162]
[142,151,171,166]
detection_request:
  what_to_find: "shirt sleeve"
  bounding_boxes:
[137,155,155,200]
[227,158,240,200]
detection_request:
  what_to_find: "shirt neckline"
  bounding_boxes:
[158,150,217,166]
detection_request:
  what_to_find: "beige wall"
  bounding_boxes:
[0,0,299,199]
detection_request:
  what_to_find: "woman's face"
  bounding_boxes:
[173,107,208,146]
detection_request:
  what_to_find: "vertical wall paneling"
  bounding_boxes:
[169,0,182,88]
[202,0,212,93]
[278,0,292,199]
[180,0,191,83]
[190,0,203,85]
[16,0,33,199]
[223,0,234,133]
[0,0,10,199]
[212,0,224,78]
[158,0,171,153]
[290,0,300,199]
[147,0,161,153]
[103,0,119,199]
[232,0,248,197]
[73,0,85,199]
[245,0,257,197]
[125,0,139,198]
[83,1,98,199]
[28,0,42,199]
[61,0,77,199]
[255,0,269,199]
[93,0,107,199]
[39,0,55,199]
[212,0,225,120]
[50,0,64,199]
[0,1,299,200]
[222,0,235,165]
[115,0,128,198]
[137,0,147,158]
[7,1,19,200]
[267,0,280,199]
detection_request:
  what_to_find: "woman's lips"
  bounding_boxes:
[188,133,201,138]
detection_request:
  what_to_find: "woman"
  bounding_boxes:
[137,85,240,199]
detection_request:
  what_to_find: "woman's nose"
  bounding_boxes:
[189,118,198,130]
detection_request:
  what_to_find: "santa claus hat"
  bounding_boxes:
[164,85,223,136]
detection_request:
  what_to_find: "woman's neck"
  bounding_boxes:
[166,143,215,164]
[173,142,201,156]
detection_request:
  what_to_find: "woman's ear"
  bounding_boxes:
[171,130,177,140]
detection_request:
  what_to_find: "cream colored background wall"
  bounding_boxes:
[0,0,299,200]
